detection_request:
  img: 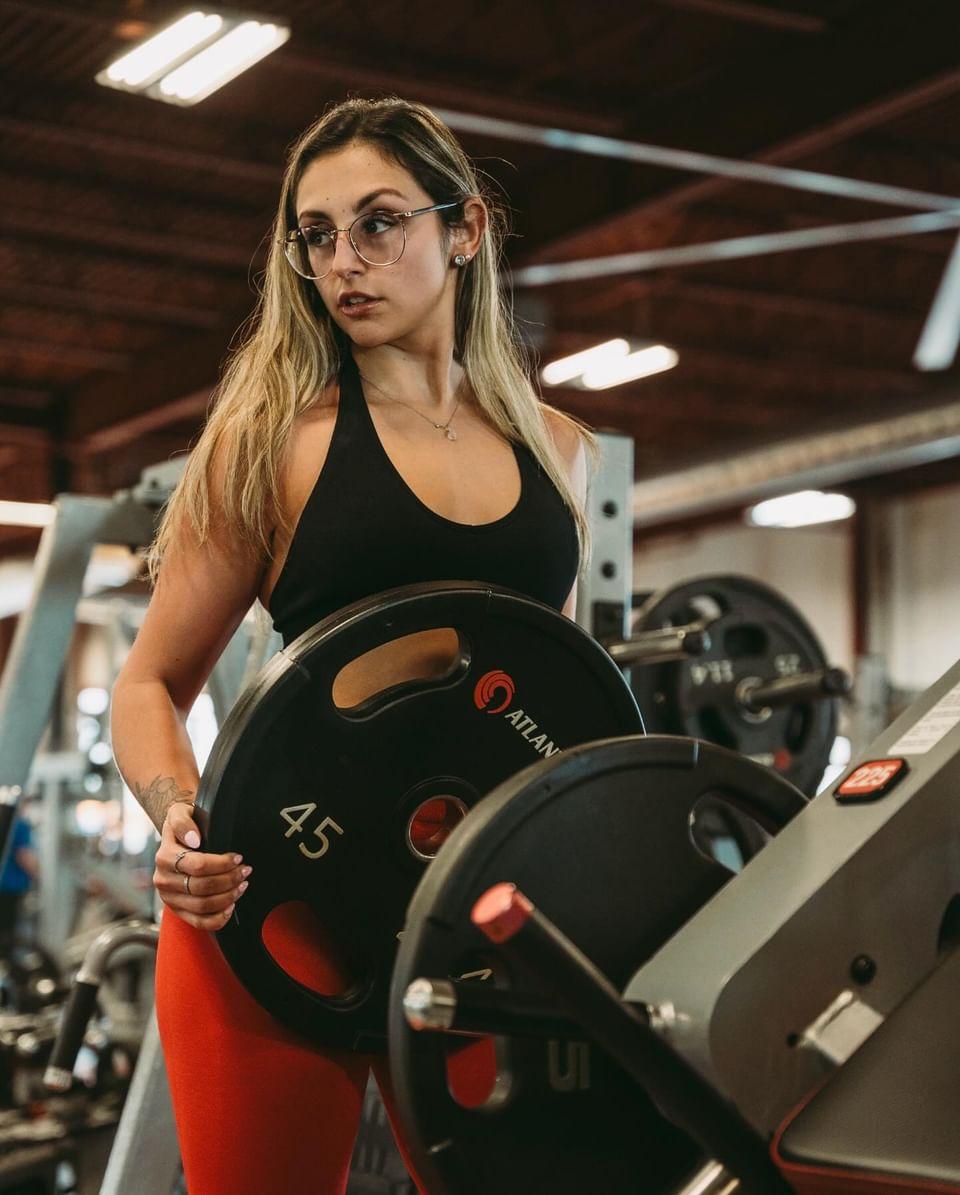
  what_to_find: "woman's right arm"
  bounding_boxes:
[111,501,268,931]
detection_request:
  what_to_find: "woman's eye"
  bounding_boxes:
[304,227,332,246]
[363,214,396,235]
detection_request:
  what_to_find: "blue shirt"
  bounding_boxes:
[0,820,33,894]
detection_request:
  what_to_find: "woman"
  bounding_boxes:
[111,96,595,1194]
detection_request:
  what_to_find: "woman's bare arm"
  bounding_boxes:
[111,487,269,929]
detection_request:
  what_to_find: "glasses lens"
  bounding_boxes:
[351,212,404,266]
[286,226,333,279]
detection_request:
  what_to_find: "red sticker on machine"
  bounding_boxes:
[835,758,907,800]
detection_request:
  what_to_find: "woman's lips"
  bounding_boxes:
[339,297,381,317]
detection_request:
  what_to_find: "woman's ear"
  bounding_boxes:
[452,196,487,260]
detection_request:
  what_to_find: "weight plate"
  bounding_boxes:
[389,734,807,1194]
[195,581,643,1051]
[630,575,836,794]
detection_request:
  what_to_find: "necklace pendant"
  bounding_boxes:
[445,427,458,441]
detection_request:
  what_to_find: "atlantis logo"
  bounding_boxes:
[473,670,561,758]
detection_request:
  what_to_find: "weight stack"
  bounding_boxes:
[346,1079,414,1195]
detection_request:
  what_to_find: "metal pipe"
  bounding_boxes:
[914,232,960,372]
[509,209,960,288]
[631,400,960,528]
[435,109,960,213]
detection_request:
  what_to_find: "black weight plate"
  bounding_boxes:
[195,581,642,1051]
[630,575,836,795]
[389,734,807,1195]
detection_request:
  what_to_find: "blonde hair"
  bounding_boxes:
[144,96,598,590]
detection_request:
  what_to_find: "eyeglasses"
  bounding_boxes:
[283,201,461,280]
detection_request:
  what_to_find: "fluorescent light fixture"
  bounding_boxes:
[0,500,55,528]
[540,339,629,386]
[97,9,289,106]
[103,11,224,87]
[159,20,287,103]
[746,490,856,529]
[580,343,678,389]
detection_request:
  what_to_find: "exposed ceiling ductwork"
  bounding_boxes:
[632,397,960,527]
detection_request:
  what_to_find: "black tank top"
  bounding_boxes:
[267,353,581,646]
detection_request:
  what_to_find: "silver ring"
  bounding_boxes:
[184,874,191,896]
[174,850,189,875]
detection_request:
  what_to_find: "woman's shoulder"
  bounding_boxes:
[275,380,341,531]
[537,401,590,469]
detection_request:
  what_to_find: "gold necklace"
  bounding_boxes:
[359,373,463,442]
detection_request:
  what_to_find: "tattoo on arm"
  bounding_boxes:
[132,775,195,832]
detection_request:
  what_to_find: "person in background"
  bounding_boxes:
[0,814,39,955]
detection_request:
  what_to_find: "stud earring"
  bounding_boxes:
[453,254,467,267]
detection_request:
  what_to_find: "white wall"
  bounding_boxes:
[633,520,854,673]
[884,485,960,691]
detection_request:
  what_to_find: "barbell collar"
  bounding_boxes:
[605,622,712,668]
[740,667,852,715]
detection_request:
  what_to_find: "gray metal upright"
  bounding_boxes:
[99,1011,181,1195]
[0,497,115,794]
[0,492,156,785]
[575,430,635,644]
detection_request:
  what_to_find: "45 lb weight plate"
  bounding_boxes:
[194,582,643,1051]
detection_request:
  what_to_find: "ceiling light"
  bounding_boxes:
[580,343,678,389]
[159,20,287,103]
[746,491,856,529]
[540,339,629,386]
[103,11,223,87]
[0,500,55,528]
[97,9,289,106]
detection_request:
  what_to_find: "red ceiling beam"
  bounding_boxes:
[649,0,826,33]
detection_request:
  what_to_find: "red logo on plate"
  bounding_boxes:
[474,670,515,715]
[836,759,907,802]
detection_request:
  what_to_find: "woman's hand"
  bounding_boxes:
[154,801,252,930]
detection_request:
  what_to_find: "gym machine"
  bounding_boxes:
[392,650,960,1193]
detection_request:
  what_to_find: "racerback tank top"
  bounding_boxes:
[267,353,580,646]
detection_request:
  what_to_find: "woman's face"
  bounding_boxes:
[294,142,463,350]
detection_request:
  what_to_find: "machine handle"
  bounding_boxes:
[471,883,793,1195]
[44,979,99,1091]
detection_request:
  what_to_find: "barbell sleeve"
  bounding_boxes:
[605,623,712,667]
[471,883,793,1195]
[739,666,852,714]
[403,977,605,1039]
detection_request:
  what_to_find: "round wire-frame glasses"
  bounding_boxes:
[283,201,461,280]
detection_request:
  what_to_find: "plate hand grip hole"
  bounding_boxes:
[261,901,358,997]
[332,628,467,713]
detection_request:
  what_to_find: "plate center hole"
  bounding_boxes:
[406,795,468,860]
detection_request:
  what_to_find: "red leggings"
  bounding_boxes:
[155,908,430,1195]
